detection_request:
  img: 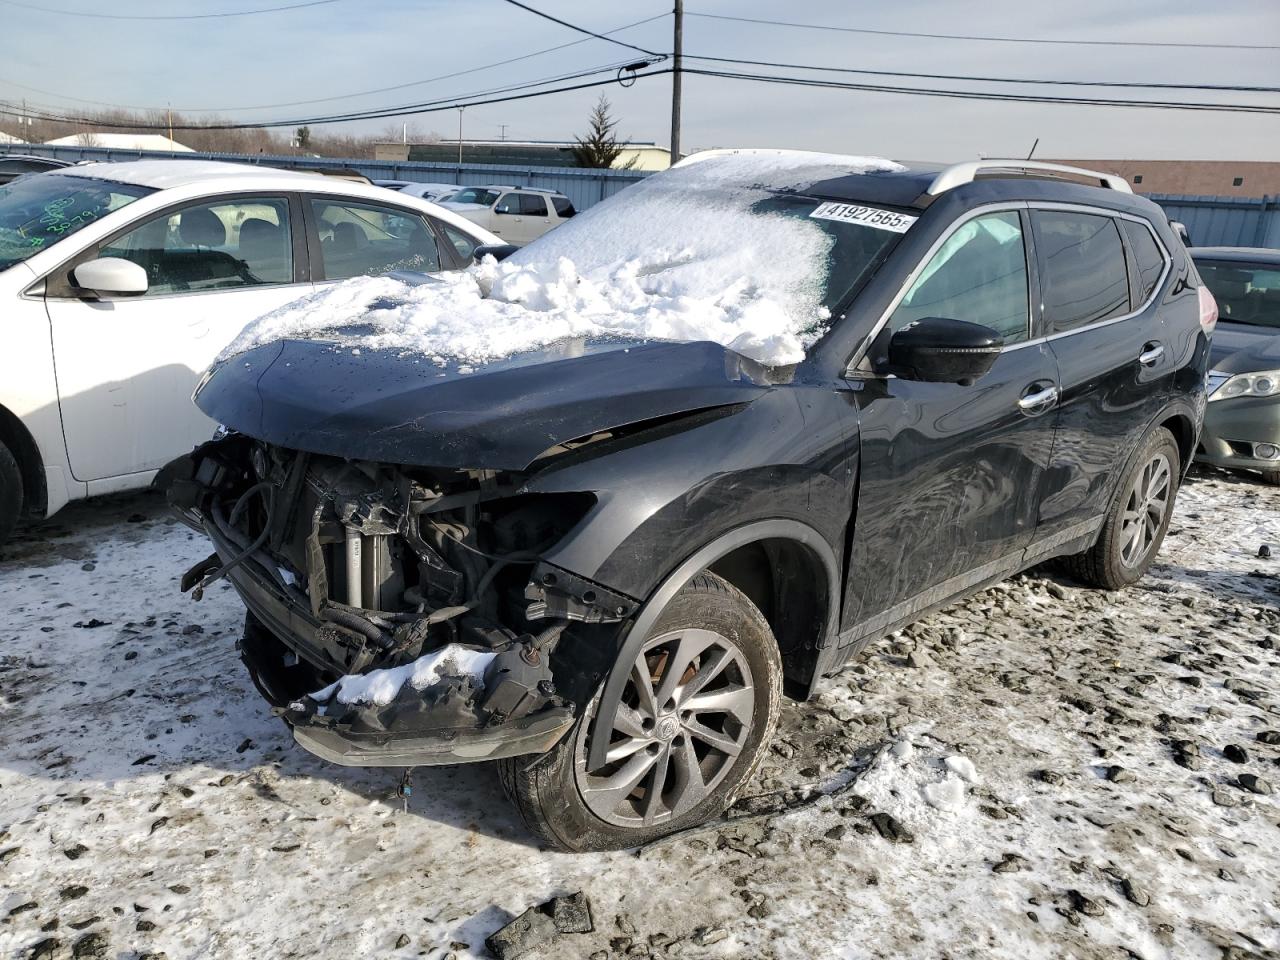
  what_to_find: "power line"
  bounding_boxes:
[9,62,1276,137]
[0,66,674,131]
[0,0,339,19]
[500,0,663,58]
[0,13,667,114]
[686,11,1280,52]
[683,67,1280,114]
[685,55,1280,94]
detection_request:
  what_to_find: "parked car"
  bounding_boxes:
[163,153,1211,851]
[397,182,464,203]
[440,185,575,245]
[0,160,500,544]
[0,154,72,185]
[1190,246,1280,484]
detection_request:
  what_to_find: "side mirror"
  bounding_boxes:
[473,243,520,263]
[888,316,1004,384]
[72,257,149,296]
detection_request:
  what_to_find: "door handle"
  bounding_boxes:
[1138,343,1164,366]
[1017,384,1059,414]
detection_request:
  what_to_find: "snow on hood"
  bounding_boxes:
[220,150,904,369]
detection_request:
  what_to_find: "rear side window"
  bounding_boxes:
[518,194,549,216]
[1034,211,1130,334]
[439,221,479,262]
[311,198,440,279]
[552,196,576,218]
[1120,219,1166,303]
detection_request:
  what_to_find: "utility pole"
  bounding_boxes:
[167,104,173,142]
[669,0,682,166]
[457,106,465,167]
[498,123,508,142]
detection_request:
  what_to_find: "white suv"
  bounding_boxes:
[0,159,500,543]
[440,185,575,246]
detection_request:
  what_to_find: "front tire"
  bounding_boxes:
[498,572,782,852]
[0,441,23,548]
[1061,426,1180,590]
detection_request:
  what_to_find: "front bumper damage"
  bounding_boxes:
[165,435,636,767]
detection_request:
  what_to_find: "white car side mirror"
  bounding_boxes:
[72,257,149,296]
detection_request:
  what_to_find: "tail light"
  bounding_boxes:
[1198,284,1218,333]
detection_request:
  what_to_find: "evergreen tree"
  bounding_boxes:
[571,95,634,169]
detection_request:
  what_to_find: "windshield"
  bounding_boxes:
[448,188,500,206]
[0,173,154,272]
[507,151,910,339]
[1195,259,1280,329]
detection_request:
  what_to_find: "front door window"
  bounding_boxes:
[100,197,293,295]
[890,210,1029,343]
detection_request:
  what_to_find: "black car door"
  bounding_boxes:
[1028,207,1173,548]
[842,207,1059,638]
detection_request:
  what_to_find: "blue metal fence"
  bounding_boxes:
[0,143,652,212]
[5,144,1278,246]
[1148,193,1280,249]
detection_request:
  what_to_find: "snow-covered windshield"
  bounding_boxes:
[0,174,153,272]
[223,151,909,367]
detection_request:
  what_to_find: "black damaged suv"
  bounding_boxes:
[164,152,1213,851]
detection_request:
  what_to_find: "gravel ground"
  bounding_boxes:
[0,467,1277,960]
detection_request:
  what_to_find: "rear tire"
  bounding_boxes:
[498,572,782,852]
[1258,468,1280,486]
[0,441,23,548]
[1060,426,1180,590]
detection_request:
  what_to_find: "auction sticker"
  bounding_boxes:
[809,202,917,233]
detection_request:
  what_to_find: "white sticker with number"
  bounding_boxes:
[809,202,917,233]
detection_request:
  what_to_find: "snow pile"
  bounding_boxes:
[220,150,903,368]
[308,643,495,707]
[857,727,983,817]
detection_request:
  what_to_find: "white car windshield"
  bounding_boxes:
[0,174,154,271]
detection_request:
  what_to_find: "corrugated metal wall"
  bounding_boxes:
[0,143,652,212]
[1148,193,1280,249]
[4,144,1278,246]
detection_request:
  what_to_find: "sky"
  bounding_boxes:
[0,0,1277,161]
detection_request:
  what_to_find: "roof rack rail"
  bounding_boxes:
[927,160,1132,196]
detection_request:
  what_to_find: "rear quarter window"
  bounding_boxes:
[1120,219,1167,303]
[552,197,576,218]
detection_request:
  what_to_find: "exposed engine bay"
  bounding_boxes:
[164,434,637,766]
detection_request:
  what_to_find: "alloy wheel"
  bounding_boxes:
[574,628,755,828]
[1120,452,1172,567]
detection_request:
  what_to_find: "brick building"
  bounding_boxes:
[1051,160,1280,198]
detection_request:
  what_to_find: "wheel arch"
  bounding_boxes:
[0,402,47,518]
[1157,408,1197,477]
[586,519,840,771]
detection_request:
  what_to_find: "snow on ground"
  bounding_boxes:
[220,151,903,369]
[0,468,1277,960]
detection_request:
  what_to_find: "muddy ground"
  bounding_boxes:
[0,467,1277,960]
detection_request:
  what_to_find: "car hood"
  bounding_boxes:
[439,202,488,214]
[1210,319,1280,369]
[194,336,776,470]
[1211,322,1280,374]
